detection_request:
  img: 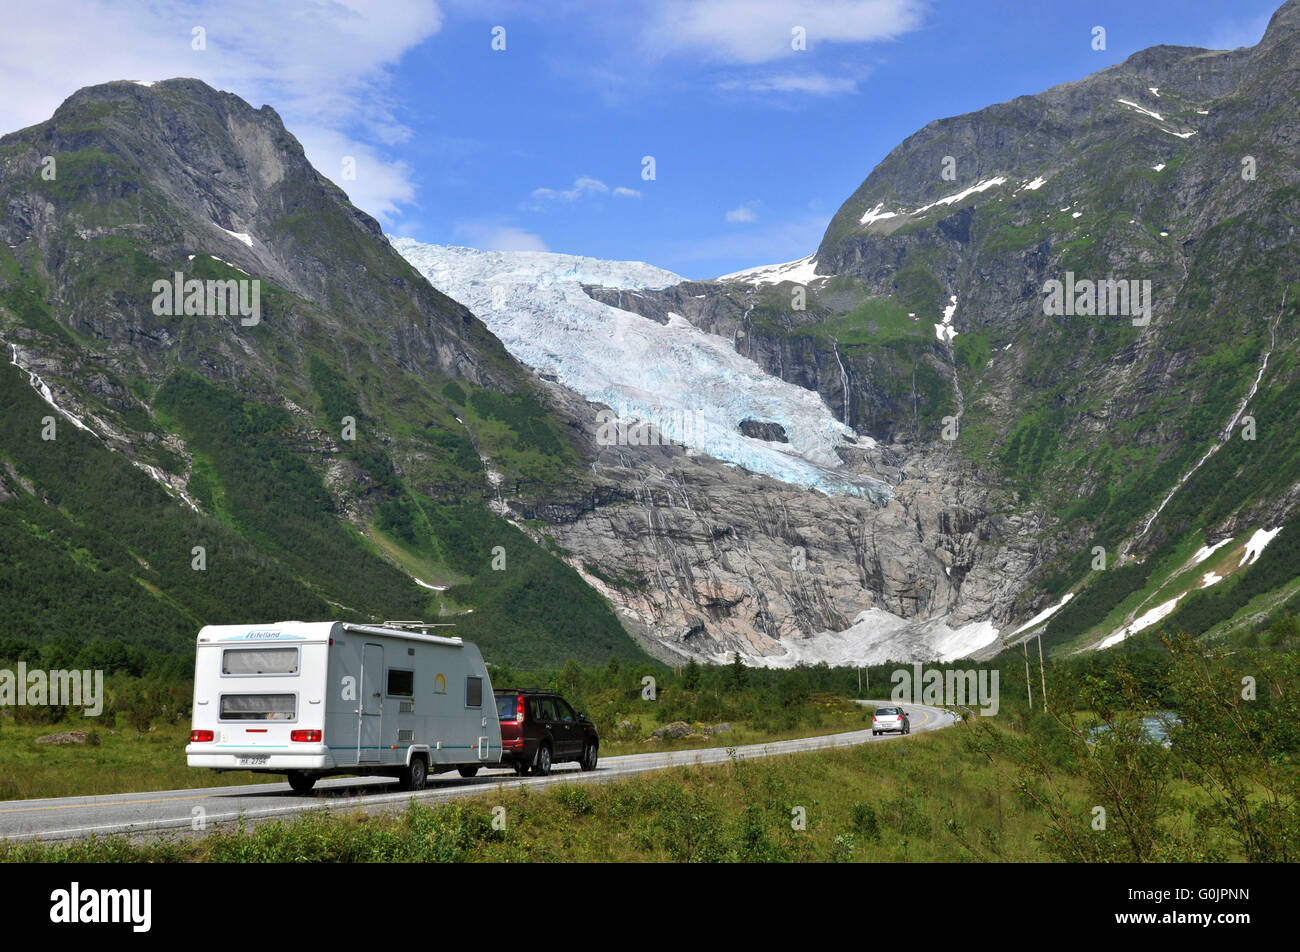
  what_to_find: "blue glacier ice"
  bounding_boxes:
[392,240,890,500]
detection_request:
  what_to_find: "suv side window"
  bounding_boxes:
[538,697,560,721]
[555,698,576,722]
[528,698,544,721]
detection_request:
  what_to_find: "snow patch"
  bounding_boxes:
[209,255,249,275]
[1021,176,1047,191]
[1098,596,1182,649]
[934,295,958,343]
[1011,592,1074,636]
[219,227,253,247]
[859,202,900,226]
[1117,98,1165,121]
[1200,572,1223,588]
[1152,163,1166,172]
[719,254,820,286]
[857,177,1008,228]
[1239,526,1282,566]
[1193,538,1232,563]
[736,608,999,668]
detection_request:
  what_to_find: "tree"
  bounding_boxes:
[729,652,747,691]
[681,657,701,691]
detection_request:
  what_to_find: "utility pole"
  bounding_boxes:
[1037,633,1048,713]
[1023,642,1033,710]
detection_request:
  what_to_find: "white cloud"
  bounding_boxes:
[718,71,861,95]
[531,176,641,205]
[0,0,441,223]
[453,220,549,252]
[725,202,760,223]
[643,0,928,64]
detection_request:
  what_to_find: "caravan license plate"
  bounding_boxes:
[238,755,269,766]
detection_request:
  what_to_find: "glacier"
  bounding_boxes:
[392,240,889,498]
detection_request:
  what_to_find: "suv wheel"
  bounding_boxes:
[580,741,598,772]
[533,742,552,776]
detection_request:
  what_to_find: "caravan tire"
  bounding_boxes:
[287,771,317,795]
[533,743,552,776]
[457,765,480,778]
[400,756,428,792]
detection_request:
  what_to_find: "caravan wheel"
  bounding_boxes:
[287,771,317,795]
[400,756,428,792]
[457,765,480,778]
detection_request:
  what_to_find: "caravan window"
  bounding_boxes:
[220,693,296,720]
[465,676,483,708]
[222,647,299,676]
[387,669,414,698]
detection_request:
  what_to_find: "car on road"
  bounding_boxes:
[495,689,599,776]
[872,706,910,736]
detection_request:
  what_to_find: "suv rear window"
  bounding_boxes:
[496,695,518,721]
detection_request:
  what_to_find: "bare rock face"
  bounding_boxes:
[738,418,789,443]
[527,405,1036,664]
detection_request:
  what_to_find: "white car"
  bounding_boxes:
[872,706,911,736]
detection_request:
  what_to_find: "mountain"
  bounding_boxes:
[5,1,1300,673]
[0,78,649,668]
[538,0,1300,657]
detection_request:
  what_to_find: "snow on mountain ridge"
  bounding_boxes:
[391,240,889,498]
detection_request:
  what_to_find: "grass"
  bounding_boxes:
[0,721,280,801]
[2,722,1073,862]
[0,698,873,802]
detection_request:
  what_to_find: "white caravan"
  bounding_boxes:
[186,621,501,793]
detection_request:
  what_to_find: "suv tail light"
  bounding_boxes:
[516,695,526,723]
[190,730,214,743]
[291,730,322,743]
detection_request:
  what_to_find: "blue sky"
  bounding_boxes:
[0,1,1281,279]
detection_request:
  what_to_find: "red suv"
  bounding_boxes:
[495,690,599,776]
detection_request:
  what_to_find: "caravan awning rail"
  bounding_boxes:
[341,623,463,647]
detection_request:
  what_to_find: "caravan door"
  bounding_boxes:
[357,643,383,764]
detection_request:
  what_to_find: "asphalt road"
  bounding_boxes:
[0,701,957,842]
